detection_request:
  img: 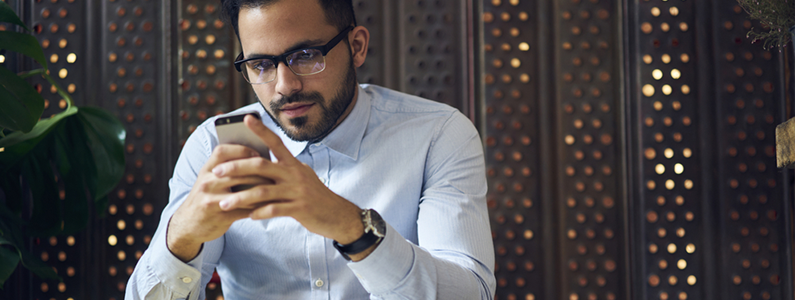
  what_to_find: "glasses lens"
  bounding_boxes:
[244,59,277,83]
[286,49,325,75]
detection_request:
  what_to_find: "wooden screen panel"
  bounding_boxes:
[28,0,83,119]
[24,0,89,298]
[0,0,22,73]
[177,1,238,148]
[555,0,624,299]
[353,0,384,86]
[399,0,469,113]
[630,1,705,299]
[100,0,165,299]
[714,4,791,300]
[482,0,543,299]
[175,1,238,298]
[354,0,474,114]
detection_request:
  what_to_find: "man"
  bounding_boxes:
[126,0,495,299]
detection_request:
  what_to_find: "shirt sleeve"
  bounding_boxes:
[347,111,496,300]
[125,124,224,300]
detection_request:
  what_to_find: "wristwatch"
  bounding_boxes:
[333,209,386,261]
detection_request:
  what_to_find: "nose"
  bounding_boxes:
[273,60,302,97]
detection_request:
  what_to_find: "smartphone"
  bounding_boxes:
[215,112,272,192]
[215,112,271,159]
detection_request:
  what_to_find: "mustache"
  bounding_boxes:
[270,92,324,111]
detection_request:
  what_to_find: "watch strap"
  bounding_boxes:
[333,230,380,261]
[333,209,386,261]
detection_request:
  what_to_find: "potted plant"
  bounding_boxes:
[0,2,126,287]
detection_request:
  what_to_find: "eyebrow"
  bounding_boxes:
[245,38,327,58]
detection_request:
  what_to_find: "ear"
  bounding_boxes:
[348,26,369,68]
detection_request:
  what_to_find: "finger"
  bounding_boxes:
[211,157,290,183]
[244,115,297,164]
[203,144,260,173]
[201,173,273,194]
[220,208,257,222]
[223,175,275,192]
[237,199,289,210]
[218,183,296,211]
[248,201,297,220]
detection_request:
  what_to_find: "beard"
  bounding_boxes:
[260,56,357,143]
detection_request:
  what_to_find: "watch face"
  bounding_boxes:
[366,209,387,237]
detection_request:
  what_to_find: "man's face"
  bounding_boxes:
[237,0,357,142]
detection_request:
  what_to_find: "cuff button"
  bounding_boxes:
[181,277,193,283]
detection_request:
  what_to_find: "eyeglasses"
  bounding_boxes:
[234,26,354,84]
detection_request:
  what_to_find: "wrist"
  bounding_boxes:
[335,209,366,244]
[333,209,386,261]
[166,216,203,262]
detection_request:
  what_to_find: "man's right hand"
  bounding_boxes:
[166,144,270,262]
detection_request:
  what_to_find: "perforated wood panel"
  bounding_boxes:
[99,0,166,298]
[630,1,705,299]
[554,0,624,299]
[625,0,792,300]
[177,0,239,149]
[28,0,82,119]
[353,0,473,116]
[714,4,791,300]
[23,0,89,298]
[482,0,544,299]
[353,0,384,85]
[483,0,794,300]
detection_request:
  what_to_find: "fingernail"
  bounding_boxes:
[212,166,224,176]
[251,151,260,157]
[219,199,230,210]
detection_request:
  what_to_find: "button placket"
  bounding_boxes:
[310,143,330,186]
[306,144,330,297]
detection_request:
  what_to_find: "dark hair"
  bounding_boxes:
[220,0,357,37]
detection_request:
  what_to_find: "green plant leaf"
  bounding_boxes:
[0,208,59,285]
[0,1,30,32]
[76,107,126,201]
[56,117,91,235]
[0,31,48,68]
[21,151,62,237]
[0,166,23,214]
[0,243,21,288]
[0,105,77,165]
[0,207,25,247]
[0,106,125,238]
[0,65,45,133]
[0,214,22,288]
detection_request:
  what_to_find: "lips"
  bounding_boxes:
[278,103,315,118]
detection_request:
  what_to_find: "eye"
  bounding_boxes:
[292,50,319,61]
[250,59,275,70]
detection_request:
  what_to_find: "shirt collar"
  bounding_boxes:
[266,85,370,160]
[320,85,370,161]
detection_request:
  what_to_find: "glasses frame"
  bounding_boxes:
[234,26,354,84]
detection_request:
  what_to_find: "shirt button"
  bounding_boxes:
[181,277,192,283]
[319,178,327,184]
[315,278,324,287]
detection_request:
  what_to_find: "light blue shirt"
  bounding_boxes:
[125,84,495,300]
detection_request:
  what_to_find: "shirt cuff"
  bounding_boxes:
[145,228,204,297]
[346,222,414,294]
